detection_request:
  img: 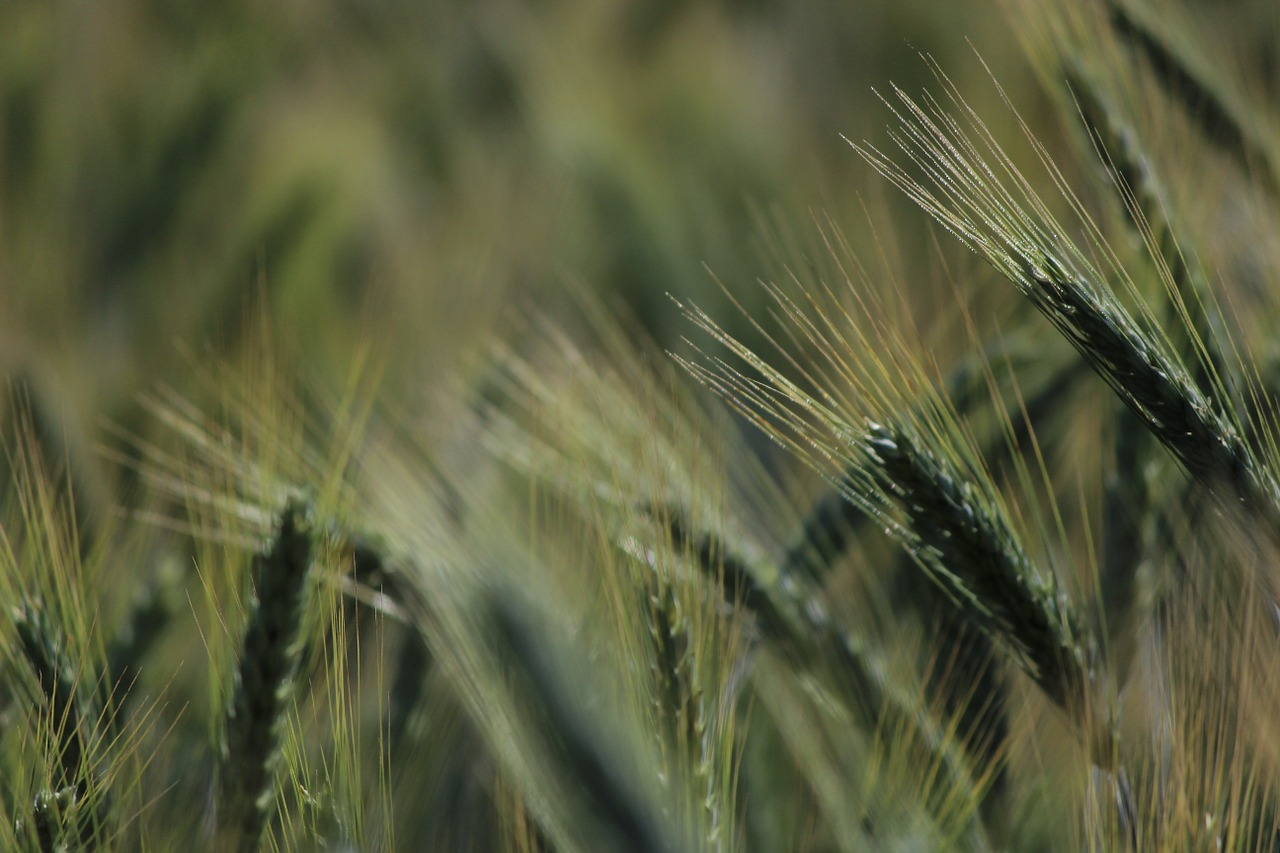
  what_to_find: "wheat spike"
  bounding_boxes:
[217,498,316,852]
[851,67,1280,529]
[1107,0,1276,185]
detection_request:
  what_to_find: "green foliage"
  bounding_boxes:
[4,0,1280,850]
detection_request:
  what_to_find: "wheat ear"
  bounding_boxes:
[4,375,104,555]
[15,601,91,791]
[485,591,679,853]
[655,504,995,848]
[341,531,433,746]
[217,498,316,852]
[864,423,1128,834]
[868,423,1095,717]
[102,558,182,737]
[1064,61,1240,408]
[679,316,1099,733]
[852,71,1279,528]
[1106,0,1275,185]
[14,599,109,847]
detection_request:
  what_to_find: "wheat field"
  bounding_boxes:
[4,0,1280,849]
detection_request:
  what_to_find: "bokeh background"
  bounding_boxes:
[1,0,1276,455]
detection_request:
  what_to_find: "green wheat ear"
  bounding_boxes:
[650,487,1008,848]
[852,63,1279,526]
[675,300,1109,747]
[217,498,317,853]
[13,598,113,849]
[484,589,681,853]
[1106,0,1277,187]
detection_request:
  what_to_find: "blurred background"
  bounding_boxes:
[5,3,1280,848]
[1,0,1276,455]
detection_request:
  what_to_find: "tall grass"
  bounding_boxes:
[4,0,1280,850]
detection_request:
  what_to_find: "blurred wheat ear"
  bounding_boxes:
[102,556,181,730]
[659,501,998,850]
[484,589,680,853]
[1106,0,1278,186]
[13,599,113,849]
[217,498,316,852]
